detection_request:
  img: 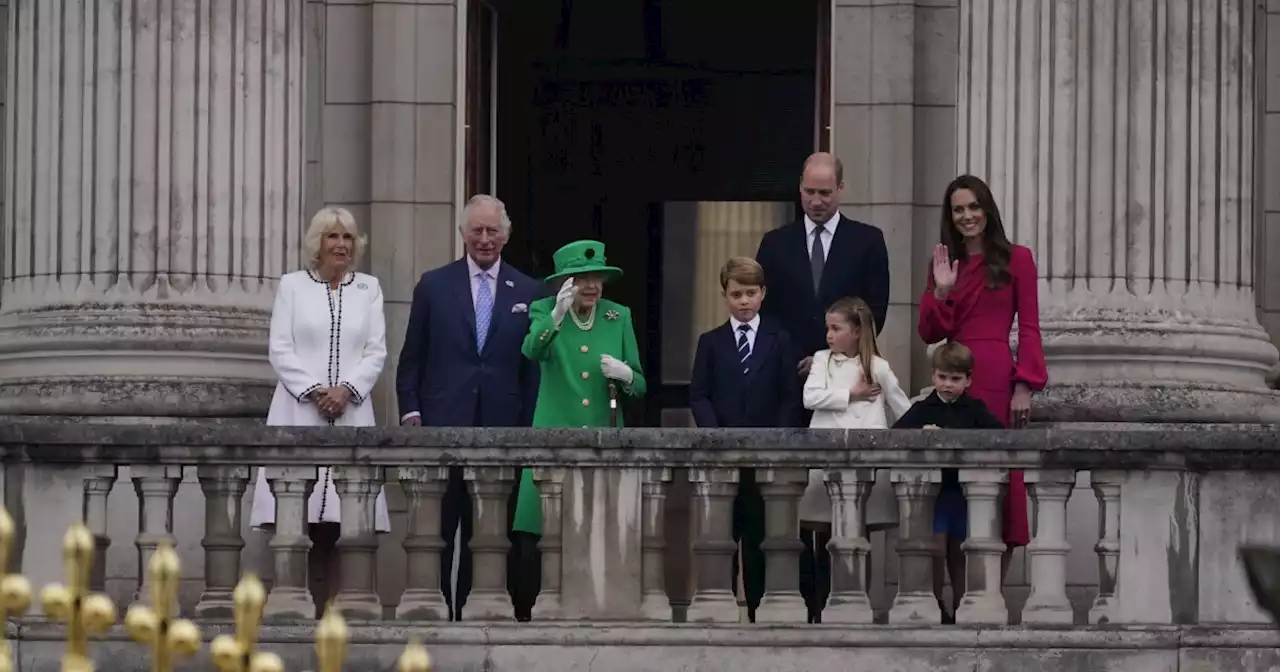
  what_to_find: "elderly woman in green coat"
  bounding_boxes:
[512,240,647,537]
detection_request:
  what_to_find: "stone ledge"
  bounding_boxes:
[10,623,1280,672]
[1,423,1279,470]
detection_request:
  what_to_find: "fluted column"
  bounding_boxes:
[956,0,1279,421]
[0,0,304,416]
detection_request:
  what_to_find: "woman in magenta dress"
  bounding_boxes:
[918,174,1048,556]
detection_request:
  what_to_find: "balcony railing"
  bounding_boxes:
[2,422,1276,630]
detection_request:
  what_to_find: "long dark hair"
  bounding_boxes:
[940,175,1012,288]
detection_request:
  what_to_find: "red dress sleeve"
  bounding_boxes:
[1011,246,1048,391]
[918,273,955,345]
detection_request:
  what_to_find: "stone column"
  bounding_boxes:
[81,467,117,593]
[639,468,672,621]
[131,466,182,603]
[331,466,384,619]
[396,467,449,621]
[755,468,808,623]
[956,0,1279,421]
[823,468,876,624]
[532,467,566,620]
[956,469,1008,625]
[0,0,305,417]
[262,467,317,621]
[686,467,739,623]
[195,466,250,618]
[465,466,516,620]
[1022,470,1076,624]
[887,468,942,624]
[1090,471,1123,625]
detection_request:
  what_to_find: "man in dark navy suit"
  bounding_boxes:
[756,152,890,378]
[396,194,543,621]
[755,152,890,622]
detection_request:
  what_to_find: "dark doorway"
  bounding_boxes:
[480,0,825,425]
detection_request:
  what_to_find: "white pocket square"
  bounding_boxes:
[511,303,528,313]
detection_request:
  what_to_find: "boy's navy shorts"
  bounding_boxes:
[933,469,968,540]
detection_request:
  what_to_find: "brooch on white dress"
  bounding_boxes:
[604,309,620,321]
[357,282,368,290]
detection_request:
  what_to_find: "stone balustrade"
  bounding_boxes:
[2,422,1280,670]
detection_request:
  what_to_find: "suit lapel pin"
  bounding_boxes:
[604,309,619,321]
[505,279,514,287]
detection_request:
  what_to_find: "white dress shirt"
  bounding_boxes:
[804,212,842,262]
[728,314,761,355]
[468,255,501,306]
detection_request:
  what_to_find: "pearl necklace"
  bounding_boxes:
[570,304,597,331]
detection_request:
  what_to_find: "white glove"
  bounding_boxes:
[601,354,634,384]
[551,277,577,326]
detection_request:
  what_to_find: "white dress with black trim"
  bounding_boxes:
[249,269,391,532]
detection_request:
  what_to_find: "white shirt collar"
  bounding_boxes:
[729,315,760,333]
[805,211,841,237]
[466,254,501,278]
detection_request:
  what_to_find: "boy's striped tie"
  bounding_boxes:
[737,324,751,362]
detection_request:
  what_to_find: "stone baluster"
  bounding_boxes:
[195,466,251,617]
[262,466,317,620]
[686,467,739,623]
[887,468,942,624]
[81,467,117,592]
[331,466,385,619]
[465,467,517,620]
[639,468,672,621]
[1090,470,1123,624]
[822,468,876,624]
[1022,470,1076,624]
[396,467,450,621]
[132,465,183,603]
[955,469,1009,624]
[532,467,566,620]
[755,468,808,623]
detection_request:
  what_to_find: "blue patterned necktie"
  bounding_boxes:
[475,271,493,353]
[737,324,751,362]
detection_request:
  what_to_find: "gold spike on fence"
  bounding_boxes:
[40,523,117,672]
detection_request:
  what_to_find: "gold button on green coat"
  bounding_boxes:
[513,240,645,536]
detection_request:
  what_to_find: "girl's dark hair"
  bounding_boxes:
[826,297,880,385]
[940,175,1013,288]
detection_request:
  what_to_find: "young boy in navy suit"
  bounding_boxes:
[690,256,800,621]
[892,342,1003,623]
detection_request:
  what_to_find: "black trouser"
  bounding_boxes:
[799,522,832,623]
[731,469,766,621]
[440,467,540,621]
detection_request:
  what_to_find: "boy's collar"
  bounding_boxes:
[729,314,761,332]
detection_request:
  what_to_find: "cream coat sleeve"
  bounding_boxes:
[341,277,387,405]
[877,358,913,422]
[802,351,849,411]
[268,274,324,401]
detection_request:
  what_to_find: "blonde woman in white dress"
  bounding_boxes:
[798,296,912,622]
[249,206,391,613]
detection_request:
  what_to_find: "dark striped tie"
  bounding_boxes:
[737,325,751,362]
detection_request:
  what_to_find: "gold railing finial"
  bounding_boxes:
[397,639,431,672]
[210,574,284,672]
[40,523,117,672]
[124,542,202,671]
[0,508,32,672]
[314,603,347,672]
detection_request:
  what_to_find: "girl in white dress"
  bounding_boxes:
[798,296,912,621]
[249,206,391,614]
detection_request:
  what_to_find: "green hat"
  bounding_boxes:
[543,240,623,284]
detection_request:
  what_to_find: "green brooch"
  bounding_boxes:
[604,309,620,321]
